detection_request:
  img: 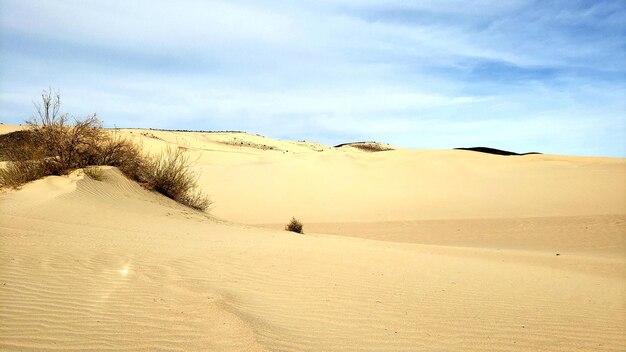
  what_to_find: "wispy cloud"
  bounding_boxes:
[1,0,624,156]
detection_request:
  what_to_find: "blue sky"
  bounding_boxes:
[1,0,625,156]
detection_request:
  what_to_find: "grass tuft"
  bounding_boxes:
[144,146,211,211]
[83,166,105,181]
[0,160,48,188]
[285,217,304,234]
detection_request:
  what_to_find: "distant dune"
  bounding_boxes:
[1,126,625,351]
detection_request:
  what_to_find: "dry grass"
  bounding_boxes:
[0,88,211,212]
[83,166,105,181]
[140,131,163,140]
[143,146,211,211]
[96,134,148,182]
[0,130,49,187]
[0,160,48,188]
[0,130,39,162]
[285,217,304,234]
[222,137,278,151]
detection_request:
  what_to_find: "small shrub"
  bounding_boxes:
[25,90,104,175]
[96,134,148,182]
[285,217,303,234]
[0,160,48,188]
[83,166,105,181]
[143,146,211,211]
[177,189,211,212]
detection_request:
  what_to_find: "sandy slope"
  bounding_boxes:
[89,128,626,224]
[261,215,626,256]
[1,128,626,351]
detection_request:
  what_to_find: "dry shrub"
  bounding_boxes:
[0,88,211,212]
[96,134,148,182]
[285,217,303,234]
[24,90,105,175]
[0,160,48,188]
[0,130,40,161]
[143,146,211,211]
[83,166,105,181]
[0,88,107,186]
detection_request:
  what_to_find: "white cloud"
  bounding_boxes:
[2,0,296,50]
[1,0,624,156]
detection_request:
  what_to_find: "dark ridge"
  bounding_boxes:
[116,127,250,134]
[334,141,394,152]
[454,147,542,156]
[334,142,358,148]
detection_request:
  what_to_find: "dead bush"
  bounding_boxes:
[0,130,40,161]
[83,166,105,181]
[0,160,48,188]
[285,217,303,234]
[96,133,148,182]
[0,88,212,212]
[23,89,105,175]
[143,146,211,211]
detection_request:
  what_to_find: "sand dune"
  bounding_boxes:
[102,128,626,224]
[1,128,625,351]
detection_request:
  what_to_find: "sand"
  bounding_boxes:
[1,128,625,351]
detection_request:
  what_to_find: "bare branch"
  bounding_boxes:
[27,87,68,127]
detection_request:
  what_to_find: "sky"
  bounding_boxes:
[1,0,625,156]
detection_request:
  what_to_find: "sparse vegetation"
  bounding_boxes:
[97,133,147,181]
[0,130,37,161]
[143,146,211,211]
[0,159,48,188]
[0,88,211,211]
[140,131,163,140]
[285,217,303,234]
[83,166,105,181]
[222,137,279,151]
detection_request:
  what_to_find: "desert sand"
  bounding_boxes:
[1,127,625,351]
